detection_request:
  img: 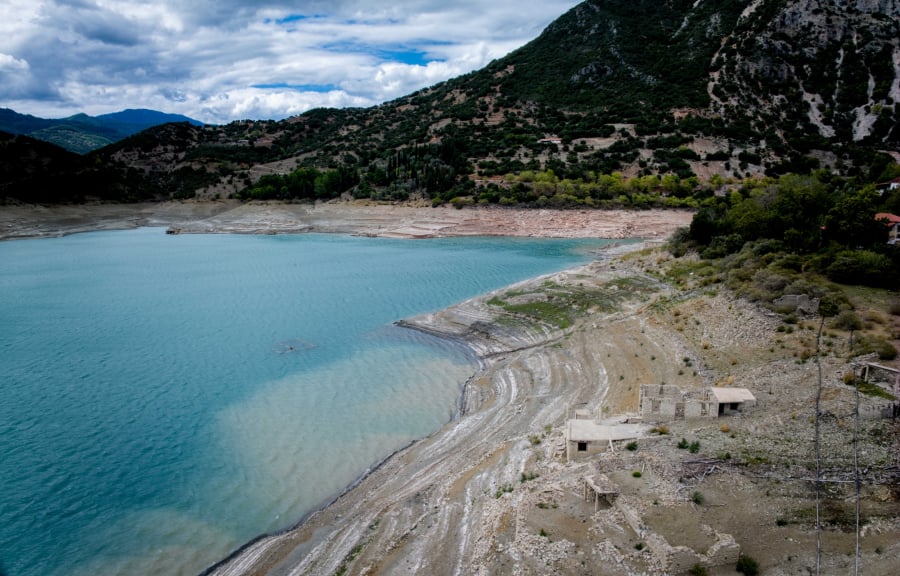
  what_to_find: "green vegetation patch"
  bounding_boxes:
[497,300,575,329]
[487,276,656,330]
[844,378,896,400]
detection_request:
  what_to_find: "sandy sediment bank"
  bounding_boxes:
[0,200,694,241]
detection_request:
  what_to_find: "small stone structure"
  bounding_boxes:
[773,293,820,316]
[852,361,900,419]
[707,387,758,416]
[582,474,618,512]
[639,385,756,421]
[616,494,741,572]
[564,418,649,462]
[858,361,900,398]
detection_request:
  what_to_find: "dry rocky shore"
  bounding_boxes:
[202,251,898,576]
[0,200,690,241]
[3,202,896,575]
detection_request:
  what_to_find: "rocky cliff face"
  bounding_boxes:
[498,0,898,150]
[709,0,899,146]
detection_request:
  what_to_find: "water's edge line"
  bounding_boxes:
[198,321,488,576]
[197,239,644,576]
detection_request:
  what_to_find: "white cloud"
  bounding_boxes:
[0,53,29,71]
[0,1,580,123]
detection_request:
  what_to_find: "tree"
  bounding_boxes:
[689,204,727,245]
[824,187,884,248]
[833,309,862,347]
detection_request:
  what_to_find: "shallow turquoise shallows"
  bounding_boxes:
[0,228,622,576]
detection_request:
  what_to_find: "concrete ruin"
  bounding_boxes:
[853,361,900,419]
[639,385,756,421]
[581,474,618,512]
[773,293,820,316]
[564,413,649,463]
[586,474,741,572]
[564,385,757,461]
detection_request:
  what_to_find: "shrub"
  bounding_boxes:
[632,470,642,478]
[692,491,705,505]
[520,471,539,483]
[668,227,694,257]
[889,300,900,316]
[736,555,759,575]
[832,310,862,332]
[876,340,898,360]
[626,441,638,451]
[854,335,899,360]
[826,250,895,287]
[494,484,514,498]
[688,565,709,576]
[701,233,745,259]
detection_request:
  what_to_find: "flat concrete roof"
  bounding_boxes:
[708,387,756,403]
[566,420,648,442]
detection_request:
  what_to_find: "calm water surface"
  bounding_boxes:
[0,229,621,576]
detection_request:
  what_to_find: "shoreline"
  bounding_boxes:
[0,200,694,241]
[3,201,693,576]
[200,244,898,575]
[202,254,627,576]
[9,201,892,574]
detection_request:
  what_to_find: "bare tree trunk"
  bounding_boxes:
[815,315,824,575]
[855,369,861,576]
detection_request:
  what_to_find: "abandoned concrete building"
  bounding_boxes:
[563,385,756,461]
[564,416,649,463]
[639,384,756,420]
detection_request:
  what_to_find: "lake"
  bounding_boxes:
[0,229,620,576]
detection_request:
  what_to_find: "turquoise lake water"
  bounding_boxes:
[0,229,619,576]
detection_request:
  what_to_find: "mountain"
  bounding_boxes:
[0,108,203,154]
[0,130,164,203]
[3,0,900,205]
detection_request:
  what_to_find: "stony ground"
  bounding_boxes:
[206,246,899,576]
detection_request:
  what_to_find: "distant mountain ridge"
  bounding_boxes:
[0,108,203,154]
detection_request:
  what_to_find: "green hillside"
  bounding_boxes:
[3,1,899,206]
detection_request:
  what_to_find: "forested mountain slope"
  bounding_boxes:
[3,0,899,204]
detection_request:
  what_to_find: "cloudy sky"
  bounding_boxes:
[0,1,580,124]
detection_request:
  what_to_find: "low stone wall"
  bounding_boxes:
[615,495,740,573]
[859,402,899,420]
[640,385,715,420]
